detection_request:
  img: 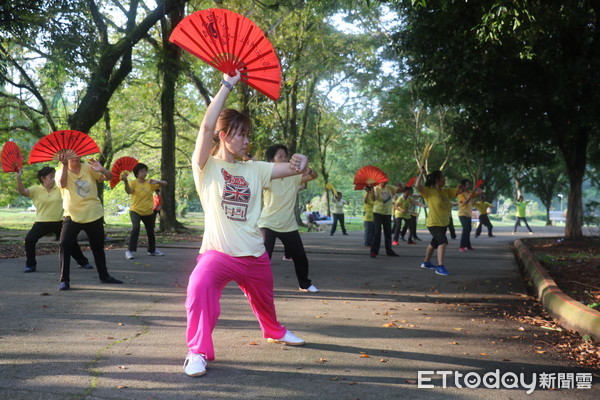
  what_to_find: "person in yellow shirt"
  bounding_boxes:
[370,181,401,258]
[416,168,465,276]
[56,155,122,290]
[474,195,495,238]
[16,167,91,273]
[183,71,307,377]
[363,186,375,246]
[121,163,168,259]
[258,144,318,293]
[513,195,534,234]
[457,179,481,252]
[393,186,427,245]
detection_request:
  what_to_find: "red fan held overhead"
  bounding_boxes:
[28,130,100,164]
[474,179,483,189]
[109,156,139,189]
[169,8,282,100]
[353,166,388,190]
[405,176,416,188]
[1,141,23,172]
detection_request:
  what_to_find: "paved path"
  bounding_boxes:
[0,226,597,399]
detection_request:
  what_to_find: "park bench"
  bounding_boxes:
[304,211,333,232]
[549,210,566,224]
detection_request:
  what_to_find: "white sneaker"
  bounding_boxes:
[267,330,305,346]
[183,352,207,377]
[125,251,135,260]
[282,256,293,262]
[148,249,165,256]
[299,284,319,293]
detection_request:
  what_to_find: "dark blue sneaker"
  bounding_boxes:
[79,263,94,269]
[420,261,436,269]
[58,282,70,290]
[24,266,36,273]
[435,265,450,276]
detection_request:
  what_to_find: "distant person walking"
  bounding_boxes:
[416,168,464,276]
[474,195,494,237]
[122,163,168,260]
[16,167,92,273]
[513,195,534,234]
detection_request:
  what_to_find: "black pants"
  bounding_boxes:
[513,216,533,233]
[459,216,472,249]
[371,213,394,255]
[330,213,347,235]
[261,228,312,289]
[395,217,415,242]
[448,216,456,239]
[60,217,110,283]
[476,214,494,236]
[128,211,156,253]
[25,221,88,268]
[401,215,420,239]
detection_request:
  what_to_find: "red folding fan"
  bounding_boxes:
[1,141,23,172]
[474,178,483,189]
[109,156,139,189]
[353,166,388,190]
[28,130,100,164]
[405,176,416,188]
[169,8,282,100]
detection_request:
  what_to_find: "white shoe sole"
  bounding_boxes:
[185,369,207,377]
[267,338,305,346]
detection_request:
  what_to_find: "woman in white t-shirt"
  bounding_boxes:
[184,71,309,377]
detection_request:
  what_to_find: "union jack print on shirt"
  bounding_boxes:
[220,168,251,222]
[223,183,251,203]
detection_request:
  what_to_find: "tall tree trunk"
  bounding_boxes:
[158,4,185,232]
[558,127,588,240]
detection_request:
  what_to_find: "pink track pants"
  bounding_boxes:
[185,250,287,361]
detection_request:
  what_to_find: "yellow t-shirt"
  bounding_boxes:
[28,185,63,222]
[129,180,161,216]
[258,174,302,232]
[475,201,492,215]
[373,185,398,215]
[363,195,374,222]
[419,186,458,227]
[394,196,412,219]
[58,163,104,223]
[193,155,274,257]
[458,190,479,217]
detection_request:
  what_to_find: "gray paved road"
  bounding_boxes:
[0,225,597,399]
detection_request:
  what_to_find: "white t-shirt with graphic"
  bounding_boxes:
[192,155,274,257]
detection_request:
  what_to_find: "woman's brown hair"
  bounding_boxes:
[212,109,252,155]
